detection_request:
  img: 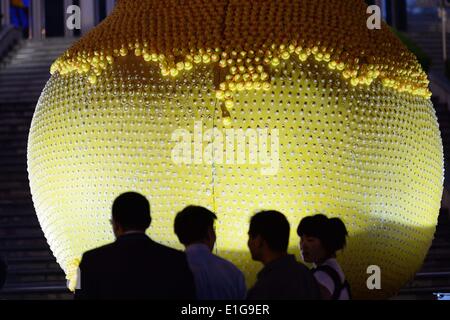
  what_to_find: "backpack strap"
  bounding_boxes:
[313,265,351,300]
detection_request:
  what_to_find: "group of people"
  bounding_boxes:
[74,192,351,300]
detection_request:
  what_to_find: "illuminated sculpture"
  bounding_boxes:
[27,0,443,299]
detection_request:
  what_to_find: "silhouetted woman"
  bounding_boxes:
[297,214,351,300]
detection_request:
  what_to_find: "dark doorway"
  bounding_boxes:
[73,0,81,37]
[385,0,408,31]
[97,0,107,23]
[44,0,65,37]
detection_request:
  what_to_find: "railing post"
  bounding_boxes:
[1,0,11,26]
[80,0,95,35]
[440,0,448,62]
[30,0,44,40]
[106,0,116,16]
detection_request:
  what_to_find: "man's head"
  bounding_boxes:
[248,210,290,263]
[111,192,151,238]
[174,206,217,251]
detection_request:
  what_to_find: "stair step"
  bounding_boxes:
[429,242,450,250]
[0,66,51,73]
[0,174,29,182]
[420,265,450,273]
[0,97,43,103]
[2,282,69,291]
[0,233,46,243]
[23,40,75,47]
[0,220,41,229]
[11,53,62,59]
[0,91,43,96]
[2,249,56,260]
[0,85,48,92]
[399,286,450,294]
[0,117,35,125]
[5,255,56,262]
[0,103,37,109]
[5,266,66,284]
[4,256,59,269]
[414,271,450,279]
[8,59,57,66]
[0,195,33,202]
[0,185,32,192]
[423,260,450,269]
[0,125,33,133]
[0,75,50,82]
[0,146,29,155]
[0,207,35,216]
[0,283,72,300]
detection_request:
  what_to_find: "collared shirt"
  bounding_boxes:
[247,254,320,300]
[185,243,246,300]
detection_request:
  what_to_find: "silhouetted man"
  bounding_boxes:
[74,192,196,300]
[174,206,246,300]
[247,210,320,300]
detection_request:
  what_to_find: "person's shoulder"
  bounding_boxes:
[295,260,311,271]
[247,273,272,300]
[81,242,115,262]
[292,260,318,281]
[149,240,186,259]
[323,258,340,268]
[323,259,345,276]
[287,258,310,272]
[213,254,245,276]
[318,259,346,284]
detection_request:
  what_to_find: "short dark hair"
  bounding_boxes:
[112,192,151,231]
[249,210,290,252]
[174,206,217,245]
[297,214,348,254]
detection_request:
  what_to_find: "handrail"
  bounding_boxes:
[0,24,22,64]
[429,71,450,109]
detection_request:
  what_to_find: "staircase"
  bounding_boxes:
[407,10,450,73]
[392,10,450,299]
[0,38,75,300]
[396,208,450,299]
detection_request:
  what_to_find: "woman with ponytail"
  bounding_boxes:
[297,214,351,300]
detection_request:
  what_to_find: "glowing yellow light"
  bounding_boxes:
[87,74,97,84]
[28,0,443,299]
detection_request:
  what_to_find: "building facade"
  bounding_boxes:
[0,0,116,38]
[0,0,433,40]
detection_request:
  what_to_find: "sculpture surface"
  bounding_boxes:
[27,0,443,298]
